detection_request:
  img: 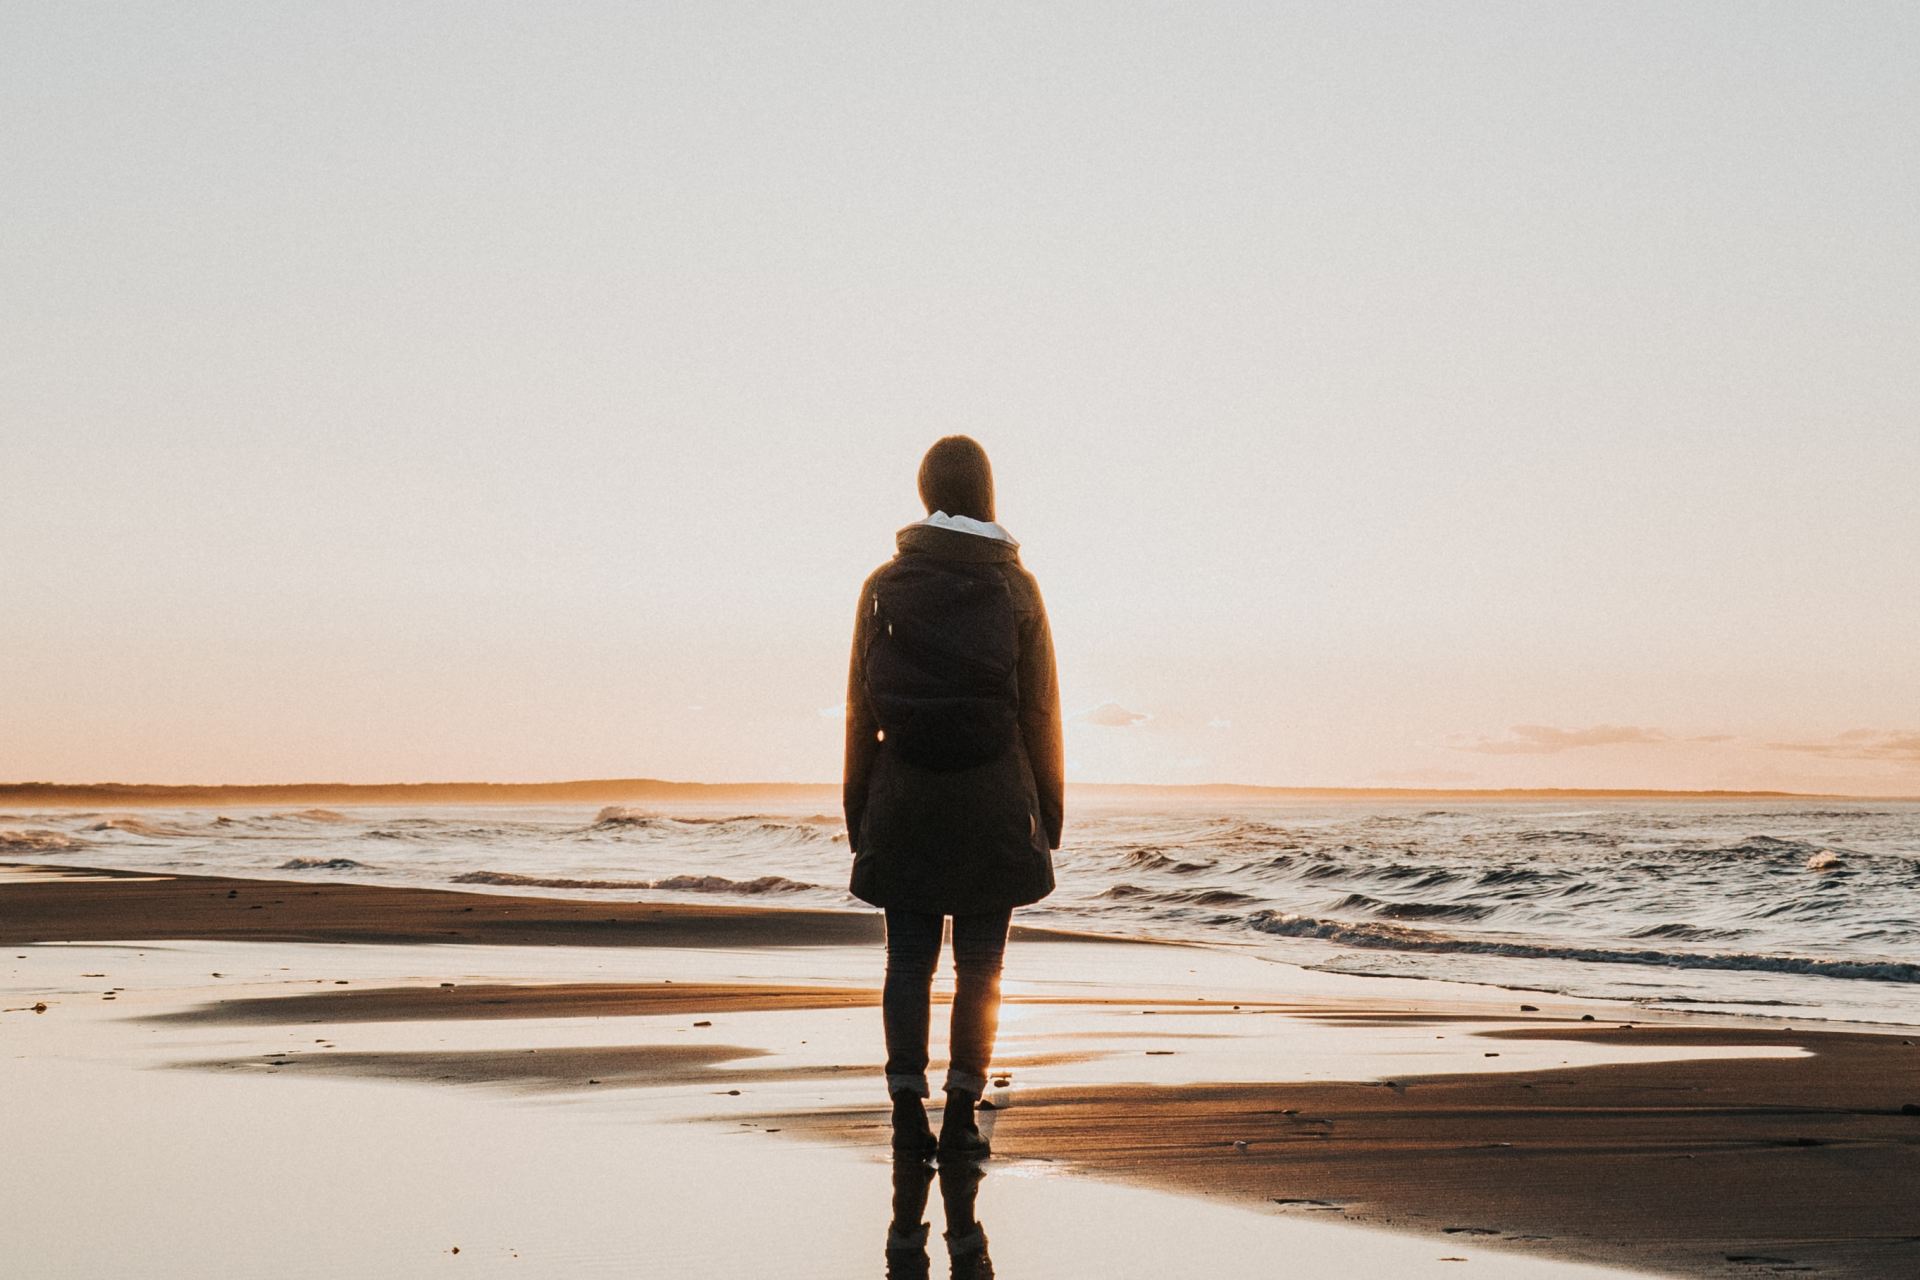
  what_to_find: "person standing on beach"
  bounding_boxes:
[844,436,1064,1161]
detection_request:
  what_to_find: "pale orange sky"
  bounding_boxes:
[3,5,1916,794]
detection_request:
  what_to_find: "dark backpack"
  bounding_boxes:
[863,556,1020,772]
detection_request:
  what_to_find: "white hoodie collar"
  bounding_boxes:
[910,510,1020,548]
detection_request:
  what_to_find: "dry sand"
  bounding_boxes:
[5,861,1918,1278]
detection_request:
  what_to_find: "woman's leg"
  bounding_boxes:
[944,908,1013,1096]
[882,908,943,1099]
[885,1159,934,1278]
[939,1160,991,1277]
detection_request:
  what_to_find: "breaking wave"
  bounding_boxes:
[1116,848,1215,873]
[1333,893,1493,922]
[1245,911,1920,984]
[591,806,661,828]
[1628,922,1750,942]
[1099,883,1257,907]
[0,829,84,853]
[452,869,817,894]
[588,806,840,843]
[83,816,190,838]
[278,857,373,871]
[650,873,818,894]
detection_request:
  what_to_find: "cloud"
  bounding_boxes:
[1205,717,1233,731]
[1076,701,1150,728]
[1454,724,1670,755]
[1763,731,1920,764]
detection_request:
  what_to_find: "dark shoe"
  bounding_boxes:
[886,1246,931,1280]
[891,1091,937,1158]
[938,1088,991,1161]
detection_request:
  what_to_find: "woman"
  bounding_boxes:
[844,435,1064,1160]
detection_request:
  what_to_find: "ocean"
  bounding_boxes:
[6,798,1916,1026]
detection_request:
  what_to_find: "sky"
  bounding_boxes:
[3,3,1916,794]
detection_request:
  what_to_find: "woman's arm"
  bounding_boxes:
[1019,578,1065,849]
[842,576,882,852]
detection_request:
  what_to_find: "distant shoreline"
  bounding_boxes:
[1,778,1900,807]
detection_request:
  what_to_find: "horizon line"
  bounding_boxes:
[2,777,1911,805]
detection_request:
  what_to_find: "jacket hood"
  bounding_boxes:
[909,510,1019,546]
[896,519,1021,563]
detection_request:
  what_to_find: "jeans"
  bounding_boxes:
[883,908,1012,1098]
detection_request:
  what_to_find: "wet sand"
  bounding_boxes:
[142,979,883,1024]
[0,861,1092,949]
[6,861,1918,1278]
[785,1022,1920,1278]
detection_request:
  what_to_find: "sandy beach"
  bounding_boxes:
[13,2,1917,1274]
[5,862,1917,1279]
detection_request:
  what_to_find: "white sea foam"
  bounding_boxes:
[1244,911,1920,984]
[453,869,817,894]
[0,829,84,853]
[84,816,175,837]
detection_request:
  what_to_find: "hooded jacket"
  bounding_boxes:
[843,519,1063,914]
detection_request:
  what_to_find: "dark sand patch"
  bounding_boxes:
[780,1024,1920,1279]
[144,980,1314,1026]
[187,1043,1096,1093]
[0,862,1102,949]
[146,981,883,1025]
[191,1042,835,1091]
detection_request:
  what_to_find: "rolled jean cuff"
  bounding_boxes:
[887,1072,930,1098]
[943,1068,987,1096]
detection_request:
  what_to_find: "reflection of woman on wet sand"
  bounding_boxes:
[887,1159,993,1280]
[844,436,1065,1160]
